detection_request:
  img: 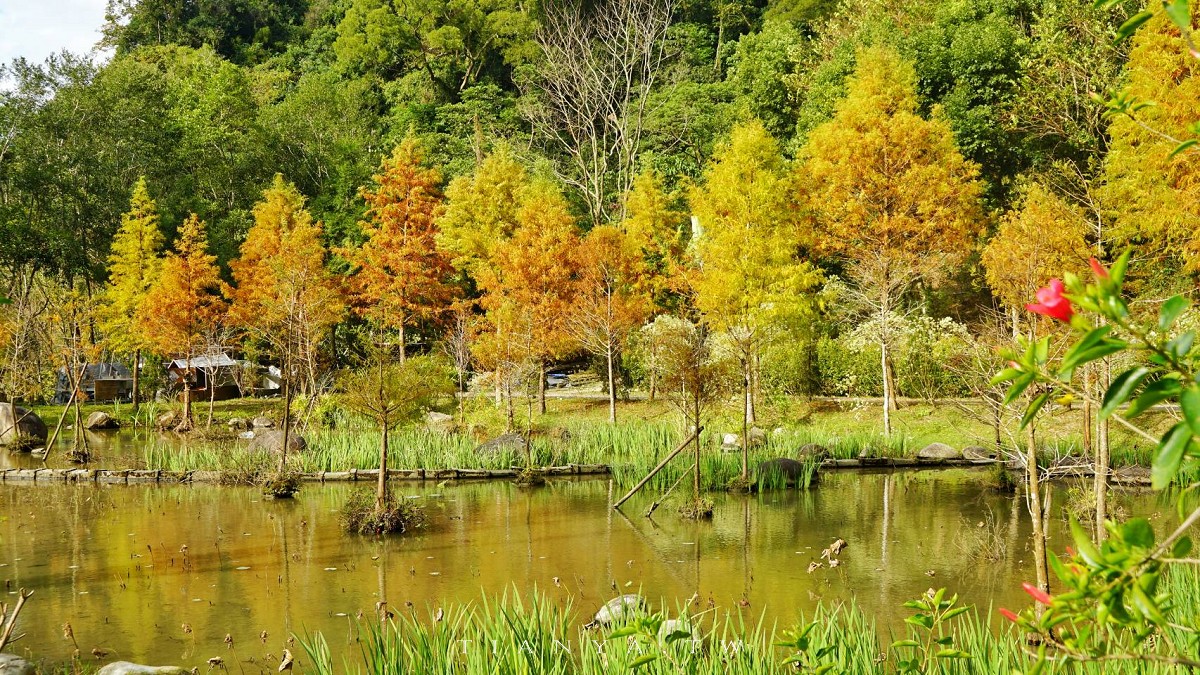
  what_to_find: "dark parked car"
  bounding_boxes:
[546,373,570,389]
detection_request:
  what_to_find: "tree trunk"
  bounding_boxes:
[376,416,389,511]
[398,323,406,364]
[1027,422,1050,604]
[279,377,292,474]
[538,361,547,415]
[1082,366,1093,455]
[881,340,893,436]
[648,354,657,402]
[1095,358,1111,541]
[693,393,701,498]
[131,349,140,416]
[741,357,750,481]
[606,343,617,424]
[207,371,216,428]
[182,381,192,429]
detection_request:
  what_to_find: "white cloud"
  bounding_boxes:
[0,0,110,67]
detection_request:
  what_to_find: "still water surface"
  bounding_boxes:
[0,468,1174,670]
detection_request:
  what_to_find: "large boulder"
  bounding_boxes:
[475,433,526,455]
[917,443,960,460]
[0,653,34,675]
[0,403,47,450]
[155,411,182,431]
[797,443,829,459]
[425,411,454,432]
[84,411,119,431]
[747,427,767,448]
[585,594,644,628]
[757,458,808,484]
[96,663,188,675]
[251,416,275,428]
[962,445,998,461]
[248,429,307,454]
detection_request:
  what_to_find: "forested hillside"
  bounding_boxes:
[0,0,1196,416]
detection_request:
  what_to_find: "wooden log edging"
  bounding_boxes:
[0,464,613,486]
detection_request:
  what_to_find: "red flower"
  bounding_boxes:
[1022,582,1052,605]
[998,608,1020,623]
[1089,258,1109,279]
[1026,279,1073,322]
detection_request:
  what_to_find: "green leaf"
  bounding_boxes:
[935,649,972,659]
[1159,296,1190,332]
[1152,423,1192,489]
[1021,393,1049,430]
[1172,536,1193,558]
[1168,331,1195,359]
[1182,386,1200,436]
[607,626,637,639]
[1165,0,1192,31]
[891,639,921,648]
[1101,367,1150,419]
[1125,377,1181,419]
[629,654,657,670]
[1115,10,1154,42]
[942,607,969,622]
[1171,139,1200,158]
[991,367,1023,386]
[1132,584,1166,624]
[1119,518,1155,549]
[1057,341,1127,379]
[1071,518,1103,568]
[1002,373,1034,406]
[1111,249,1133,286]
[1034,337,1049,365]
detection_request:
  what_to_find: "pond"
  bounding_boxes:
[0,468,1176,671]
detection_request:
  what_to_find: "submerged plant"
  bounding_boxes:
[339,490,426,535]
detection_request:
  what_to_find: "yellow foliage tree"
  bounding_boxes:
[1100,9,1200,282]
[691,120,821,479]
[982,183,1091,330]
[800,46,985,435]
[98,177,164,412]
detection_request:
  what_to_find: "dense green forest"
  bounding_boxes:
[0,0,1196,418]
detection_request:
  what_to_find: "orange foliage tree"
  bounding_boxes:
[480,179,581,415]
[343,138,457,360]
[569,225,649,423]
[138,214,228,429]
[230,175,344,395]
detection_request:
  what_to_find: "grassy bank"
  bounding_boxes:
[32,394,1168,487]
[295,568,1200,674]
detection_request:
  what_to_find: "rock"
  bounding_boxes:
[425,411,453,428]
[658,618,696,641]
[84,411,119,430]
[475,433,526,455]
[1113,465,1152,484]
[238,430,256,440]
[722,433,739,446]
[747,427,767,448]
[96,663,188,675]
[547,427,572,443]
[797,443,829,459]
[962,445,998,461]
[757,458,807,483]
[227,417,247,429]
[0,653,35,675]
[247,429,307,454]
[917,443,960,460]
[251,416,275,428]
[585,594,644,628]
[156,411,181,430]
[0,404,47,450]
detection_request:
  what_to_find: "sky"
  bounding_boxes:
[0,0,110,67]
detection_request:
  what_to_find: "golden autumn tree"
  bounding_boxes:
[230,175,345,395]
[98,177,164,413]
[569,225,650,423]
[692,120,822,481]
[344,138,457,360]
[139,214,228,430]
[439,144,529,408]
[622,171,687,312]
[1100,9,1200,284]
[800,46,985,436]
[981,183,1091,332]
[481,178,581,415]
